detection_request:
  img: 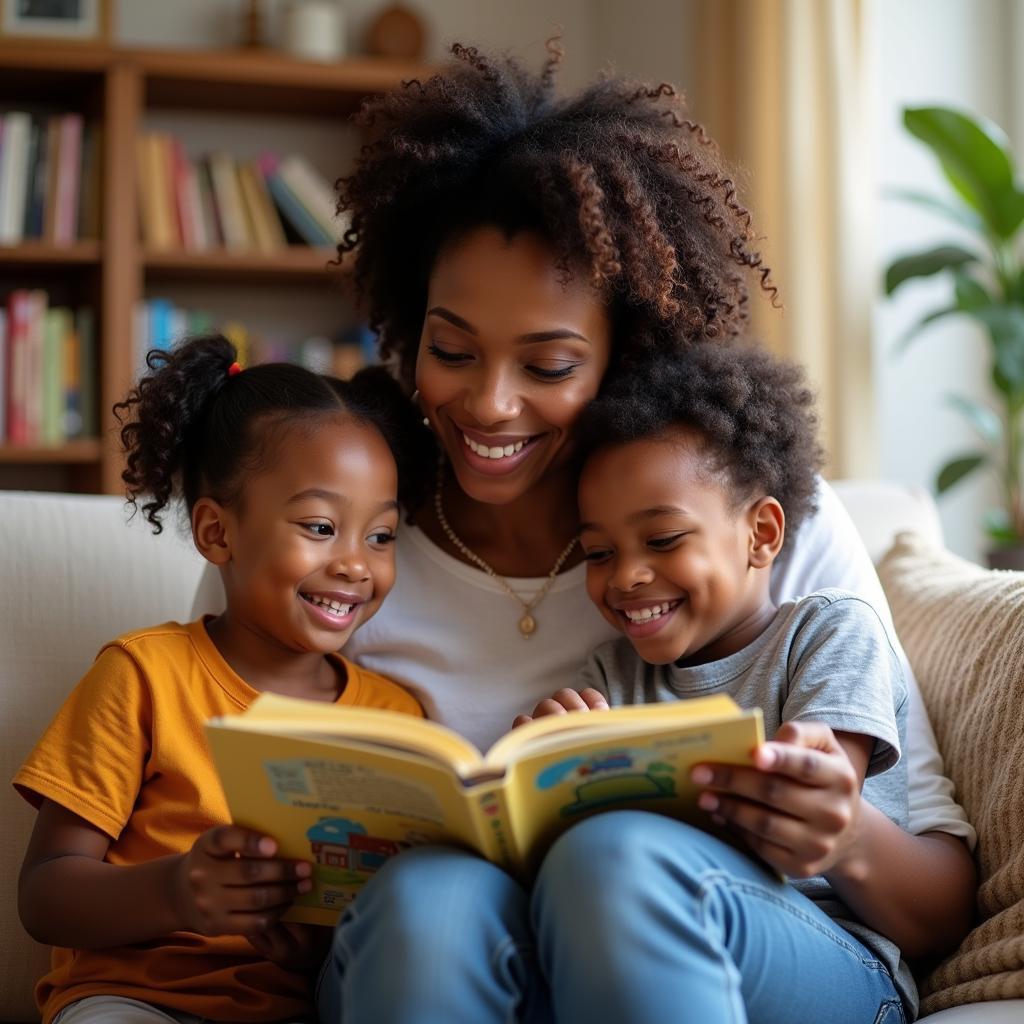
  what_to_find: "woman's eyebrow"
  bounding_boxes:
[427,307,589,345]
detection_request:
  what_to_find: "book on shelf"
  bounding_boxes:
[207,692,764,925]
[258,152,334,248]
[2,290,96,446]
[0,111,92,247]
[275,153,349,243]
[0,112,31,244]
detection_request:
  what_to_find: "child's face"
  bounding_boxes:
[219,416,400,656]
[579,433,775,666]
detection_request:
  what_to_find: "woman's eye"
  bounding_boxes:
[649,533,685,550]
[527,363,579,381]
[368,531,396,546]
[302,522,334,538]
[428,342,471,364]
[582,548,612,563]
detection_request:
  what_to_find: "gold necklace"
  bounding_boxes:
[433,470,578,639]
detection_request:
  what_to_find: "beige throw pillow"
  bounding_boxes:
[878,534,1024,1015]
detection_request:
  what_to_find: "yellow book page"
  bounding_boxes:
[207,724,486,926]
[500,705,764,875]
[483,693,743,768]
[226,693,485,776]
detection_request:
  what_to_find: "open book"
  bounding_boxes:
[206,694,764,925]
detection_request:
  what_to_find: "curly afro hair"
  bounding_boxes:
[576,343,824,541]
[114,335,434,533]
[337,40,775,389]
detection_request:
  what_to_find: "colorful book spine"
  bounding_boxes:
[208,151,250,251]
[0,308,7,443]
[51,114,83,245]
[0,112,31,244]
[259,153,332,247]
[276,153,346,242]
[75,308,97,438]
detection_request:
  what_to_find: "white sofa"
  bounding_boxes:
[1,485,1021,1023]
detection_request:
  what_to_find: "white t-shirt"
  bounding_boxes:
[192,478,975,845]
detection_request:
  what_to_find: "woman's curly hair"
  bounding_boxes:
[576,342,823,542]
[114,335,433,533]
[337,40,775,388]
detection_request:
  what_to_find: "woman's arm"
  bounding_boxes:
[693,722,976,959]
[19,799,312,949]
[829,801,976,959]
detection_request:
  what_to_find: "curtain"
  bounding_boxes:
[693,0,875,478]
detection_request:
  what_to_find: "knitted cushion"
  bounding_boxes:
[878,535,1024,1015]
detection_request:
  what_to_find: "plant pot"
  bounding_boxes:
[987,546,1024,571]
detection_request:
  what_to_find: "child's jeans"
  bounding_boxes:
[316,810,906,1024]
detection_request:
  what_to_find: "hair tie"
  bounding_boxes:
[227,362,242,377]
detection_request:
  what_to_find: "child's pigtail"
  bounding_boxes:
[114,334,238,533]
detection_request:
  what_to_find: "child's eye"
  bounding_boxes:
[527,363,580,381]
[368,530,396,546]
[301,522,334,538]
[648,533,686,550]
[428,342,471,364]
[582,548,612,563]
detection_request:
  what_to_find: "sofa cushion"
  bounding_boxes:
[878,535,1024,1016]
[0,492,205,1023]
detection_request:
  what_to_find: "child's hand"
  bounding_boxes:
[690,721,866,879]
[513,687,609,728]
[174,826,313,937]
[248,921,331,971]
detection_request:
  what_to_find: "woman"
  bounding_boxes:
[197,41,975,1023]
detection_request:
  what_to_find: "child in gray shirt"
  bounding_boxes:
[521,342,914,1018]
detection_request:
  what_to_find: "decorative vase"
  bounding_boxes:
[282,0,345,62]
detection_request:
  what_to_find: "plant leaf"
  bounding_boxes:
[971,304,1024,398]
[904,107,1024,239]
[954,272,992,311]
[944,393,1002,445]
[936,453,988,494]
[891,306,959,354]
[885,245,980,295]
[884,187,983,232]
[984,509,1024,544]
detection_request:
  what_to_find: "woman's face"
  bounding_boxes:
[415,227,612,506]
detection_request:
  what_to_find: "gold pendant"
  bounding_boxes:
[518,613,536,637]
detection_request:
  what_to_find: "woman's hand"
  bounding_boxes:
[248,921,331,971]
[173,825,313,937]
[512,687,609,728]
[691,721,871,879]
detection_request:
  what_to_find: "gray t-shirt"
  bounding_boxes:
[578,588,915,1016]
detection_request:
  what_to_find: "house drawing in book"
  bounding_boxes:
[306,817,404,873]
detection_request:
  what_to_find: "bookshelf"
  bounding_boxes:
[0,44,430,494]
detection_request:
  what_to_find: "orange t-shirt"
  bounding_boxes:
[13,619,422,1024]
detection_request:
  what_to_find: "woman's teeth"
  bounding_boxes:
[303,594,353,616]
[463,433,527,459]
[623,602,676,623]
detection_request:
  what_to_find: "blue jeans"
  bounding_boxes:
[316,811,905,1024]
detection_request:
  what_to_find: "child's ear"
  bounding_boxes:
[748,497,785,568]
[192,498,232,566]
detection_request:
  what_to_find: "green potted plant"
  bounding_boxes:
[885,106,1024,569]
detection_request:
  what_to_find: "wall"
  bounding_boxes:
[871,0,1017,562]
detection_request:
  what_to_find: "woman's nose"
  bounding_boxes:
[463,368,522,426]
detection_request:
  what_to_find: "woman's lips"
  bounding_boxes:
[452,425,541,476]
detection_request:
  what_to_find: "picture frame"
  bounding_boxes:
[0,0,113,44]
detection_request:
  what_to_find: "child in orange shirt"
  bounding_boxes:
[14,335,429,1024]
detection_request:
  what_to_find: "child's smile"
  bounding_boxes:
[204,416,400,692]
[579,431,779,667]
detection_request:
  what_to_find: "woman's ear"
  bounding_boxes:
[748,497,785,569]
[192,498,232,566]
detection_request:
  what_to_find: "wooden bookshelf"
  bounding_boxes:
[0,44,430,493]
[144,246,345,285]
[0,440,102,463]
